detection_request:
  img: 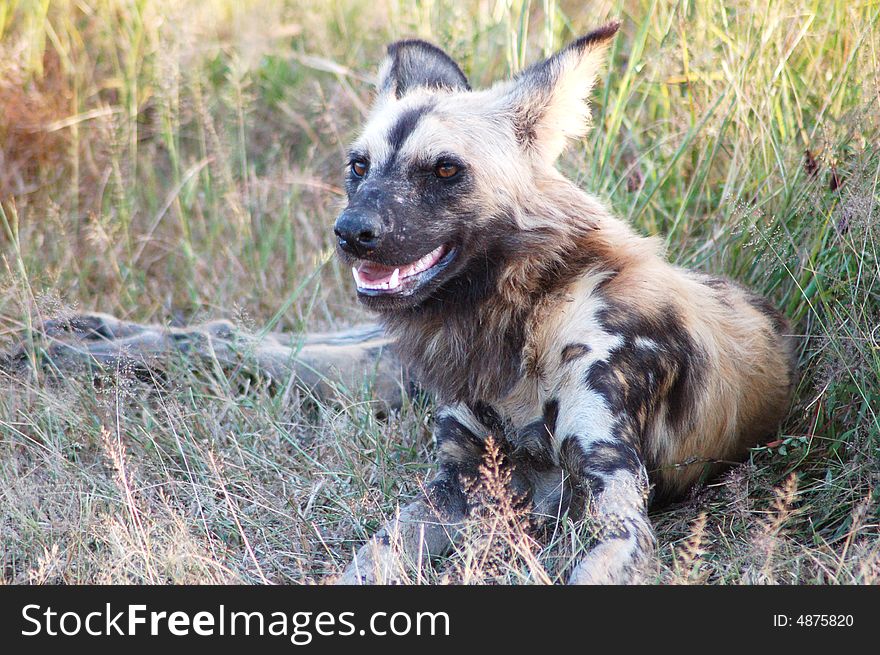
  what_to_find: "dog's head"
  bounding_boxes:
[334,23,619,312]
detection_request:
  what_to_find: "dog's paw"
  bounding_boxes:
[335,565,405,586]
[336,534,407,585]
[568,537,650,585]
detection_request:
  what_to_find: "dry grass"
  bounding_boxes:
[1,0,878,584]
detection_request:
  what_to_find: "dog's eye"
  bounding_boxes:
[351,159,369,177]
[435,162,460,179]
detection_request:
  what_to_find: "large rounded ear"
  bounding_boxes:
[499,21,620,164]
[376,39,471,100]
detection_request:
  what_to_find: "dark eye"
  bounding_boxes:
[351,159,368,177]
[435,161,460,179]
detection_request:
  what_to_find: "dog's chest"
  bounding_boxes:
[466,385,558,461]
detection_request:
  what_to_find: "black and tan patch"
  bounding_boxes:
[434,411,485,470]
[561,342,592,365]
[592,300,706,438]
[512,399,559,470]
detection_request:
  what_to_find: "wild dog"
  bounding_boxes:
[333,21,796,584]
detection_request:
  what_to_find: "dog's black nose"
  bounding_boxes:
[334,209,384,256]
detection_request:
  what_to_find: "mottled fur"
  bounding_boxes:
[335,22,796,584]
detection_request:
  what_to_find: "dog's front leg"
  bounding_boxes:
[338,403,501,584]
[337,464,467,584]
[559,432,655,585]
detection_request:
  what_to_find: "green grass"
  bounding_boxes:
[1,0,878,584]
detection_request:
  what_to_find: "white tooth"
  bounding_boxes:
[390,268,400,288]
[352,267,361,287]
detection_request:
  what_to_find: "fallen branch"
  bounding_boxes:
[1,312,411,410]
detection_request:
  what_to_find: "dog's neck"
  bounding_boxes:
[381,201,623,404]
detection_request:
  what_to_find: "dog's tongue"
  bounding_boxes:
[357,261,397,284]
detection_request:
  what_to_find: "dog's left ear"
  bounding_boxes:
[376,40,471,101]
[500,21,619,163]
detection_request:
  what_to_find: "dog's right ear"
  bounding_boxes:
[376,40,470,101]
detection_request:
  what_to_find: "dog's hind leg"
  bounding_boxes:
[2,312,412,410]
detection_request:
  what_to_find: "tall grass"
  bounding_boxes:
[0,0,878,584]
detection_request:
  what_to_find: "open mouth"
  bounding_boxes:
[351,244,455,296]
